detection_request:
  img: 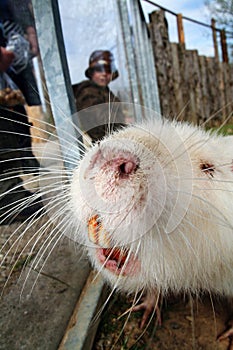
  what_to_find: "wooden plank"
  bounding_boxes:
[220,29,229,63]
[183,50,201,125]
[170,43,184,120]
[222,62,233,122]
[206,58,223,126]
[211,18,219,62]
[198,56,211,125]
[149,10,174,118]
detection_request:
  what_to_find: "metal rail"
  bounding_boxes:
[32,0,82,170]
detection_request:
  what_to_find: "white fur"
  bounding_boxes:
[69,119,233,296]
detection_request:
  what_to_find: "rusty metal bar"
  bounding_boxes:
[177,13,185,45]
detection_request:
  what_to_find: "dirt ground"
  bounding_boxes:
[1,220,232,350]
[0,218,91,350]
[93,292,232,350]
[1,217,231,350]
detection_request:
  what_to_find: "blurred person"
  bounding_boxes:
[73,50,125,143]
[0,3,43,224]
[0,0,41,172]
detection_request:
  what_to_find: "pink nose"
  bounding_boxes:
[107,157,138,179]
[84,148,139,179]
[119,160,137,175]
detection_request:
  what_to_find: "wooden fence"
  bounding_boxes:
[149,10,233,127]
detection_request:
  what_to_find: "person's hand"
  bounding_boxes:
[0,47,15,72]
[26,26,39,56]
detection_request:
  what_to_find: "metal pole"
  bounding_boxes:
[130,0,161,114]
[32,0,81,169]
[116,0,142,122]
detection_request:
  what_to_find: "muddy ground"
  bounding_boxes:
[0,218,90,350]
[0,213,232,350]
[93,292,231,350]
[0,221,232,350]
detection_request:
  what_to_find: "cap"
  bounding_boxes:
[85,50,119,81]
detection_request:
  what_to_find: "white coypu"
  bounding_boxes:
[69,112,233,341]
[70,117,233,294]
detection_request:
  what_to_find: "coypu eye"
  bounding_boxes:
[200,162,215,177]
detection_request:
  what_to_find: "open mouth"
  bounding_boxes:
[88,214,141,276]
[96,247,140,276]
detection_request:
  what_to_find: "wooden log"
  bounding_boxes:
[228,64,233,123]
[198,56,211,125]
[220,29,229,63]
[206,58,224,126]
[211,18,219,62]
[183,50,202,125]
[149,10,174,119]
[170,43,185,120]
[221,62,233,121]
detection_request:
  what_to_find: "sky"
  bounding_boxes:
[141,0,214,55]
[58,0,215,85]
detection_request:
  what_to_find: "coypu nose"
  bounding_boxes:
[109,154,139,178]
[119,160,137,175]
[84,147,139,179]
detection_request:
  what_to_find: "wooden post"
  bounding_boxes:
[211,18,219,62]
[149,10,174,118]
[220,29,229,63]
[177,13,185,45]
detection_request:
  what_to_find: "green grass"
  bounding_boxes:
[209,123,233,136]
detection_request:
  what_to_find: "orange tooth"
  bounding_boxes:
[88,215,99,244]
[88,215,110,247]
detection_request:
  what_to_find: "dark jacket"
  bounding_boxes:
[0,0,41,106]
[72,80,125,142]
